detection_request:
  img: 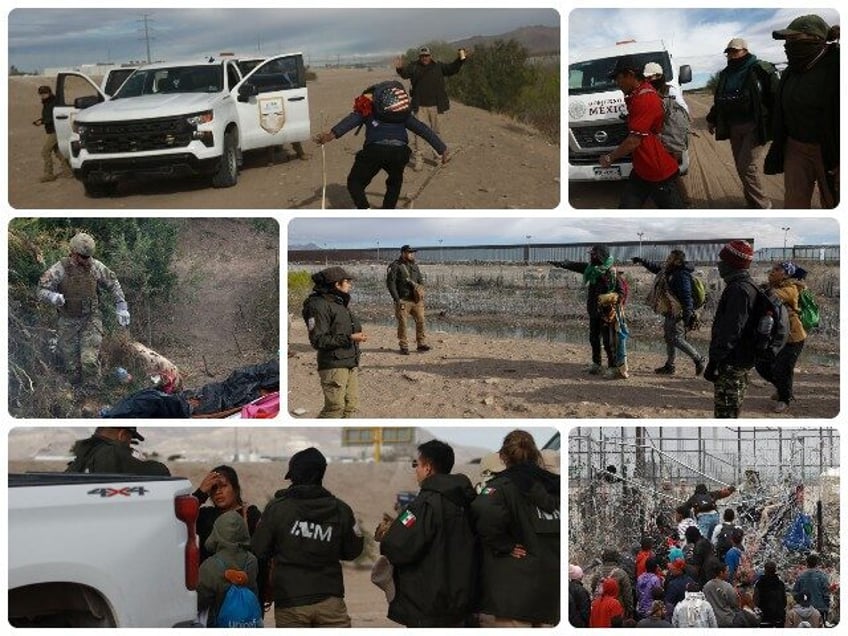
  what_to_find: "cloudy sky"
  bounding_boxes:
[569,7,840,88]
[288,217,839,251]
[8,7,559,72]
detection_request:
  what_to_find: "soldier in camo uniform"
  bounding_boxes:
[703,240,758,417]
[37,232,130,392]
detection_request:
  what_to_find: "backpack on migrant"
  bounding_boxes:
[714,522,736,559]
[214,557,263,628]
[745,282,790,361]
[689,273,707,310]
[797,288,820,330]
[660,95,691,159]
[358,80,411,123]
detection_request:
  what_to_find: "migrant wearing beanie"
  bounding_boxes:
[719,240,754,270]
[285,447,328,485]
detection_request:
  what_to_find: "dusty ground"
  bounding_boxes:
[158,218,279,385]
[8,459,493,627]
[287,263,840,420]
[8,69,560,209]
[569,91,827,209]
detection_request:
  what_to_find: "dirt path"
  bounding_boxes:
[8,69,560,209]
[147,218,278,385]
[569,91,825,209]
[287,321,839,420]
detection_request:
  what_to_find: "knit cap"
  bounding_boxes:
[569,564,584,580]
[719,240,754,269]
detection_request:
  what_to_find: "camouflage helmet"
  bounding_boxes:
[69,232,95,257]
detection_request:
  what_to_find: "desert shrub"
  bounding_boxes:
[516,63,560,141]
[288,270,314,312]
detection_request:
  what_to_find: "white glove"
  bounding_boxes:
[116,301,131,327]
[48,292,65,307]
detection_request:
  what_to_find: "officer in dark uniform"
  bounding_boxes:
[379,440,477,627]
[33,85,72,182]
[251,447,364,627]
[65,427,170,475]
[301,267,367,418]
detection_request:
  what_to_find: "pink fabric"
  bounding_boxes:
[240,392,280,418]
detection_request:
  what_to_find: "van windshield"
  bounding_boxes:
[569,53,672,95]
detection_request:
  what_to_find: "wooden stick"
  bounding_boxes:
[320,111,327,210]
[404,144,462,208]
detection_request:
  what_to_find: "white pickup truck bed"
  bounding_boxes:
[9,472,201,627]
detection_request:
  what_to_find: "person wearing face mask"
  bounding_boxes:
[301,266,367,418]
[705,38,778,209]
[37,231,130,395]
[703,240,758,418]
[766,15,840,208]
[755,261,808,413]
[194,465,262,565]
[32,85,72,183]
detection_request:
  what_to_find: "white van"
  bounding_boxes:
[568,40,692,182]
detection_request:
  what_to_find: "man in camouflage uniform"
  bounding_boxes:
[703,240,758,417]
[65,427,170,475]
[38,232,130,392]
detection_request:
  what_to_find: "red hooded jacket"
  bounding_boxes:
[590,578,625,627]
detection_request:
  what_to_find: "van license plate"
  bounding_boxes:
[593,167,621,180]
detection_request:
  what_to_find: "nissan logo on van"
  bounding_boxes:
[594,130,609,144]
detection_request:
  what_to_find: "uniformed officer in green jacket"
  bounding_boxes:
[302,267,367,418]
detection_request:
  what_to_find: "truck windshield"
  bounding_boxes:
[569,53,672,96]
[114,65,224,98]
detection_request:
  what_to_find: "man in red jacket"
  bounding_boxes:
[599,56,685,208]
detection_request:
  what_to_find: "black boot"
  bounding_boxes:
[694,357,706,376]
[654,363,675,375]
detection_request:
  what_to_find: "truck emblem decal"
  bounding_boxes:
[258,97,286,134]
[290,520,333,542]
[87,486,150,497]
[594,131,609,144]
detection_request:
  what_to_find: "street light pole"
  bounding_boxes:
[525,235,532,264]
[438,238,443,263]
[376,240,380,262]
[781,226,791,260]
[637,232,645,258]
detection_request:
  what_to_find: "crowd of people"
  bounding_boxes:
[65,427,560,628]
[569,481,836,628]
[603,13,839,209]
[301,237,817,419]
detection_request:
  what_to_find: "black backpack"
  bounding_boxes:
[364,80,411,123]
[745,282,790,360]
[714,522,735,559]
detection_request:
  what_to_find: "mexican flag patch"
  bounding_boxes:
[481,486,497,495]
[399,510,417,528]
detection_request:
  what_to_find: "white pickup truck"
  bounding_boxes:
[53,53,311,197]
[8,472,202,627]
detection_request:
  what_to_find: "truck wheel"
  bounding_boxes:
[83,180,117,198]
[212,131,239,188]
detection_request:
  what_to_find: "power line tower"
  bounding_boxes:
[138,13,155,63]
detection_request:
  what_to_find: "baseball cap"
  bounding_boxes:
[607,55,641,79]
[285,447,327,484]
[643,62,664,78]
[773,15,830,40]
[418,46,431,56]
[121,427,145,441]
[724,37,749,52]
[312,266,354,285]
[400,244,417,253]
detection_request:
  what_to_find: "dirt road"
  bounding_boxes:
[569,91,826,209]
[8,69,560,209]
